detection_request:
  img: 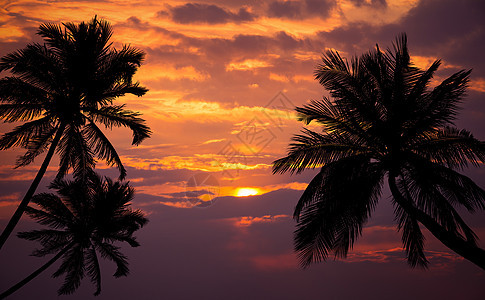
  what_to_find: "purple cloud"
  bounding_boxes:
[268,1,302,19]
[268,0,335,19]
[349,0,387,7]
[162,3,256,24]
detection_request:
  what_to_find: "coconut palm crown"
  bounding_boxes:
[273,34,485,270]
[1,172,148,297]
[0,16,150,179]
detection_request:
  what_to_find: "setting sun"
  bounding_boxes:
[235,188,259,197]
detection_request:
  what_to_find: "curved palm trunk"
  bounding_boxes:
[0,123,66,251]
[0,243,72,299]
[388,174,485,270]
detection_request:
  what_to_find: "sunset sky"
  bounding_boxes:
[1,0,485,299]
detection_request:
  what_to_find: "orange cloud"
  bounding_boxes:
[345,247,463,270]
[231,214,290,227]
[136,64,209,82]
[470,78,485,93]
[119,155,271,172]
[158,201,199,208]
[226,59,271,71]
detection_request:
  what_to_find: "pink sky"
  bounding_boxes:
[1,0,485,299]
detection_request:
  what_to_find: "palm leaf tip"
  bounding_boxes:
[131,84,148,97]
[131,123,151,145]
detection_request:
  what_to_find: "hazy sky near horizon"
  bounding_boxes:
[1,0,485,299]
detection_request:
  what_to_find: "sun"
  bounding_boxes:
[235,188,259,197]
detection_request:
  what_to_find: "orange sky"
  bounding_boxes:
[1,0,484,202]
[1,0,485,299]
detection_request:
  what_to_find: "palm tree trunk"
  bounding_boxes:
[388,174,485,270]
[0,243,72,299]
[0,123,66,251]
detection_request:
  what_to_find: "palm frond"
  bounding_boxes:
[0,116,53,150]
[0,104,45,123]
[0,76,49,105]
[407,60,441,106]
[412,127,485,169]
[388,33,421,99]
[17,229,70,248]
[37,22,69,52]
[394,205,428,268]
[98,82,148,103]
[84,105,151,145]
[30,240,71,258]
[433,166,485,211]
[94,242,129,277]
[0,43,63,92]
[15,125,57,167]
[98,232,141,247]
[294,158,384,267]
[116,209,149,232]
[56,124,95,179]
[24,194,73,229]
[401,164,480,244]
[293,169,325,220]
[99,210,148,239]
[416,69,471,130]
[30,191,75,221]
[317,74,381,126]
[55,245,85,295]
[273,129,371,174]
[83,119,126,179]
[85,244,102,296]
[296,98,375,145]
[49,177,89,219]
[99,45,145,83]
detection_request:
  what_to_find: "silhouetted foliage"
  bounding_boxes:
[0,16,150,250]
[273,34,485,270]
[0,172,148,298]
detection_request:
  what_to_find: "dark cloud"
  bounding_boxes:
[318,0,485,76]
[304,0,336,16]
[268,0,335,19]
[395,0,485,77]
[268,1,302,19]
[161,3,256,24]
[349,0,387,7]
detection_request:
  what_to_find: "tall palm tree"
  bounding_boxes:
[0,16,151,249]
[273,34,485,270]
[0,172,148,298]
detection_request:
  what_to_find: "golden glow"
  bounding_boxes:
[235,188,259,197]
[226,59,271,71]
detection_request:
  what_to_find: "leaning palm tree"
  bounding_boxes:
[0,172,148,298]
[273,34,485,270]
[0,16,151,249]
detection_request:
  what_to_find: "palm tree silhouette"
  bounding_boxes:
[0,172,148,298]
[0,17,151,250]
[273,34,485,270]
